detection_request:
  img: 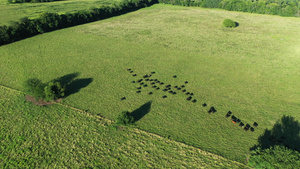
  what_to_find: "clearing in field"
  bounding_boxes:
[0,4,300,164]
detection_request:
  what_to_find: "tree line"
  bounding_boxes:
[158,0,299,17]
[8,0,61,3]
[0,0,159,46]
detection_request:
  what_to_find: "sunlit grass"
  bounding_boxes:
[0,4,299,163]
[0,87,248,168]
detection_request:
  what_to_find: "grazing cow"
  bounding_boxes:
[143,84,148,87]
[181,85,185,88]
[133,74,137,76]
[182,89,186,92]
[186,92,190,95]
[156,87,160,90]
[239,122,244,127]
[225,111,232,117]
[192,99,197,103]
[162,95,167,98]
[136,90,141,93]
[208,107,216,113]
[137,87,141,89]
[187,96,192,101]
[202,103,207,107]
[132,81,136,83]
[148,92,153,95]
[185,81,188,84]
[173,75,177,78]
[127,68,131,71]
[253,122,258,127]
[121,97,126,100]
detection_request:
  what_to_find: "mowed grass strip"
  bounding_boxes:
[0,0,120,26]
[0,4,299,163]
[0,86,248,168]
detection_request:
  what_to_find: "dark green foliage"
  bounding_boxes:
[116,111,134,125]
[8,0,61,4]
[248,145,300,168]
[24,78,46,100]
[223,19,236,28]
[44,82,65,101]
[24,78,65,101]
[219,0,299,16]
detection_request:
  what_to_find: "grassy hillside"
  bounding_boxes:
[0,0,120,26]
[0,4,299,163]
[0,86,248,168]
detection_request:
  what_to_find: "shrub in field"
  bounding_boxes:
[116,111,134,125]
[44,81,65,101]
[24,78,65,101]
[223,19,236,28]
[24,78,46,100]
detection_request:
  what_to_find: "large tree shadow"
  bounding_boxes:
[130,101,152,123]
[52,72,93,98]
[250,115,300,152]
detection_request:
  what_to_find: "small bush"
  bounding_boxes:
[223,19,236,28]
[24,78,46,100]
[116,111,134,125]
[24,78,65,101]
[44,81,65,101]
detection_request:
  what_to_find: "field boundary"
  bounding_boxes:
[0,84,249,167]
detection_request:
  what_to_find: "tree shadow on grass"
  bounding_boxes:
[52,72,93,98]
[130,101,152,123]
[250,115,300,152]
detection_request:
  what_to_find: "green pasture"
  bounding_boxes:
[0,87,247,168]
[1,4,300,163]
[0,0,120,26]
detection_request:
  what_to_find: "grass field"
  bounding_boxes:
[0,86,248,168]
[1,4,300,164]
[0,0,120,26]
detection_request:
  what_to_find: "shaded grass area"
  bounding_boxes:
[0,87,248,168]
[0,0,120,26]
[0,4,300,163]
